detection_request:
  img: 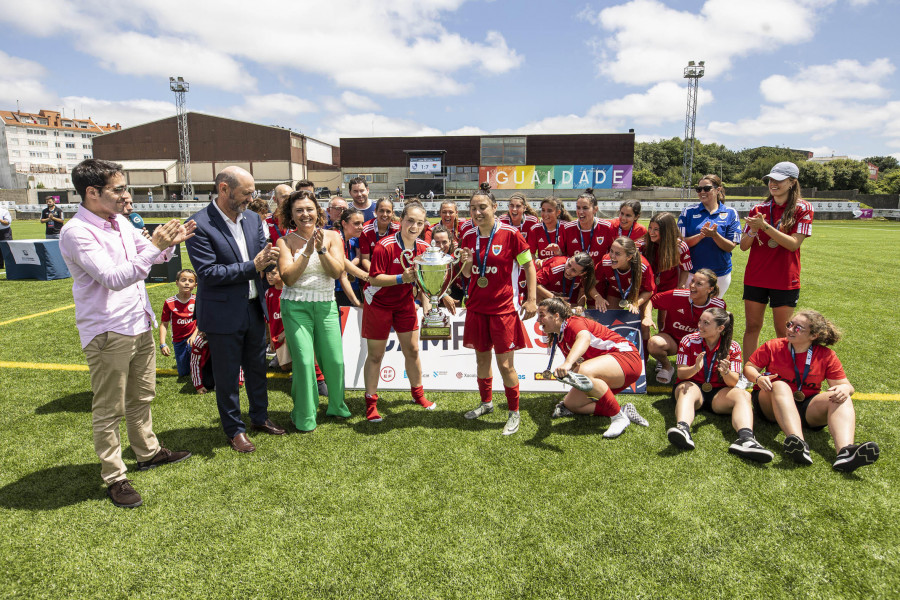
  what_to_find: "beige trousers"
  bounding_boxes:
[83,330,160,484]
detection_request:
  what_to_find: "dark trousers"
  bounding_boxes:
[206,300,269,437]
[0,228,11,269]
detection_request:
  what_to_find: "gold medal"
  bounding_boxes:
[542,369,552,379]
[618,299,629,309]
[767,239,778,248]
[701,382,713,393]
[477,276,489,288]
[793,390,805,403]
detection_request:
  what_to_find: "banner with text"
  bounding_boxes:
[339,307,645,394]
[479,165,633,190]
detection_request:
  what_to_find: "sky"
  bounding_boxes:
[1,0,898,160]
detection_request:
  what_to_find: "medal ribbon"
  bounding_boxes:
[579,220,596,253]
[767,200,783,233]
[790,345,814,394]
[545,333,558,374]
[703,338,722,384]
[542,222,558,246]
[613,268,633,302]
[561,272,574,299]
[475,221,498,280]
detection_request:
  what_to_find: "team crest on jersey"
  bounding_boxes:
[596,236,605,246]
[188,305,195,313]
[491,244,502,255]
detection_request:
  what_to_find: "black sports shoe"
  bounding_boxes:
[729,435,774,463]
[833,441,880,473]
[317,381,329,396]
[667,423,694,450]
[783,434,812,465]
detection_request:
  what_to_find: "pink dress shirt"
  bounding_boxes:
[60,205,172,348]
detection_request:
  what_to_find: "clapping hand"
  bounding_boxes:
[254,243,278,271]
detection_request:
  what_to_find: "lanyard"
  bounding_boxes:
[376,223,392,242]
[767,200,783,231]
[545,333,558,374]
[579,220,596,252]
[561,272,574,299]
[617,223,630,238]
[703,338,721,383]
[613,268,633,300]
[542,222,558,245]
[475,222,498,278]
[790,345,814,391]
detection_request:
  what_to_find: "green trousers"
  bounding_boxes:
[281,299,350,431]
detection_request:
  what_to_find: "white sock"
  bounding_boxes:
[603,408,630,439]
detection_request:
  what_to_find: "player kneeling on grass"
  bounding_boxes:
[743,309,879,472]
[536,298,648,438]
[667,308,773,462]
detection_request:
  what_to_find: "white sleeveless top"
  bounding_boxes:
[281,249,335,302]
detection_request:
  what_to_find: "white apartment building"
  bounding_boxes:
[0,109,121,189]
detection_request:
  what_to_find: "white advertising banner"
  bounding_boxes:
[339,307,646,394]
[6,241,41,265]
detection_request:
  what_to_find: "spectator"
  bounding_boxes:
[0,204,12,269]
[159,269,199,377]
[41,197,64,239]
[326,196,348,229]
[348,176,376,222]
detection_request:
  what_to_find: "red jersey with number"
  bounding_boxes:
[360,218,400,257]
[743,199,813,290]
[537,256,581,304]
[646,240,693,293]
[265,286,285,350]
[650,289,726,340]
[161,295,196,342]
[596,254,656,300]
[461,223,531,314]
[364,234,429,309]
[747,338,845,396]
[676,333,742,388]
[527,221,567,261]
[499,213,538,237]
[608,218,647,249]
[553,315,637,360]
[560,219,613,264]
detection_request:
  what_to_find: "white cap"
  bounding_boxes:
[764,162,799,181]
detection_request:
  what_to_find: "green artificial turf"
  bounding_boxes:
[0,218,898,599]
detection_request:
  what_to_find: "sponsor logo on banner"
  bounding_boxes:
[380,366,396,382]
[535,372,557,381]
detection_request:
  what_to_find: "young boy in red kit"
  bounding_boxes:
[159,269,198,376]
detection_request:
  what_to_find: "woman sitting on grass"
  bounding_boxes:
[743,309,879,472]
[536,297,648,438]
[667,307,773,462]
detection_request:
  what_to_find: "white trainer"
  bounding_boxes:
[602,408,630,438]
[502,410,520,435]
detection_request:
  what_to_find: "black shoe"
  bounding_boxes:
[667,422,694,450]
[729,435,774,463]
[136,447,192,471]
[107,479,143,508]
[317,381,328,396]
[833,441,880,473]
[783,434,812,465]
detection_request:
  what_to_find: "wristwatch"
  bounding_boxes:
[159,343,168,350]
[317,247,327,254]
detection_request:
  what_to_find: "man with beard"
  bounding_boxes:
[185,166,285,453]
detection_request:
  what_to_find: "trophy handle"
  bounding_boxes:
[399,248,415,270]
[441,248,464,295]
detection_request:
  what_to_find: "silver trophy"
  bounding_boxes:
[400,242,463,340]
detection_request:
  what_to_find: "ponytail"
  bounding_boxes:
[704,307,734,363]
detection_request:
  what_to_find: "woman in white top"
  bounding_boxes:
[276,191,350,432]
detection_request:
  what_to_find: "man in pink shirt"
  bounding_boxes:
[60,159,195,509]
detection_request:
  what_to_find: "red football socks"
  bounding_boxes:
[315,363,325,382]
[593,388,621,417]
[504,385,520,412]
[477,377,493,403]
[365,393,382,422]
[411,385,434,408]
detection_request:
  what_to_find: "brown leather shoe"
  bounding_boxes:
[136,447,192,471]
[250,419,286,435]
[229,432,256,453]
[107,479,142,508]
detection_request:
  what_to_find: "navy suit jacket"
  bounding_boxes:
[185,202,269,334]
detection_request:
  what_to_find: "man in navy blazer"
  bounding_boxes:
[185,166,286,452]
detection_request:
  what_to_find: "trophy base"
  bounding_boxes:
[420,326,452,340]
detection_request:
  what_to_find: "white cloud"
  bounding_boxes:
[341,92,380,111]
[314,113,442,145]
[60,96,176,128]
[760,59,894,103]
[583,0,828,85]
[226,93,317,123]
[0,51,55,107]
[593,81,713,126]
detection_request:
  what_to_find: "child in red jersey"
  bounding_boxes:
[560,189,613,266]
[459,184,537,436]
[159,268,198,376]
[668,307,772,462]
[264,269,290,372]
[536,298,647,438]
[744,309,878,472]
[647,268,725,384]
[190,332,244,394]
[361,201,443,422]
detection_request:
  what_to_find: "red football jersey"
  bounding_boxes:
[359,218,400,257]
[596,254,656,300]
[650,289,726,341]
[647,240,693,293]
[265,286,285,349]
[364,234,429,309]
[743,199,814,290]
[264,215,286,244]
[527,220,566,261]
[676,332,742,389]
[536,255,581,304]
[560,218,613,264]
[461,222,531,314]
[161,295,197,342]
[747,338,845,396]
[499,213,538,237]
[608,218,647,249]
[553,315,637,360]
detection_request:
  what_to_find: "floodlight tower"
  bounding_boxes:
[169,76,193,199]
[681,61,705,199]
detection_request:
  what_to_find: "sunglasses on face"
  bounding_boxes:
[695,185,715,193]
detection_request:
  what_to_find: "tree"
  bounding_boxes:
[798,161,833,190]
[829,159,869,190]
[631,168,662,187]
[874,169,900,194]
[864,156,900,174]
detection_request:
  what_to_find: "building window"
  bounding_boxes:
[84,154,92,159]
[447,166,479,182]
[66,153,77,159]
[64,133,75,138]
[65,143,76,148]
[11,150,19,157]
[480,136,526,166]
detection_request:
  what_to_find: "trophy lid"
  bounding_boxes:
[411,242,456,266]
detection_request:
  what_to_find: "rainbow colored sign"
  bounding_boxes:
[479,165,633,190]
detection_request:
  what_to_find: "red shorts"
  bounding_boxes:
[463,309,527,354]
[361,300,419,339]
[601,350,643,394]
